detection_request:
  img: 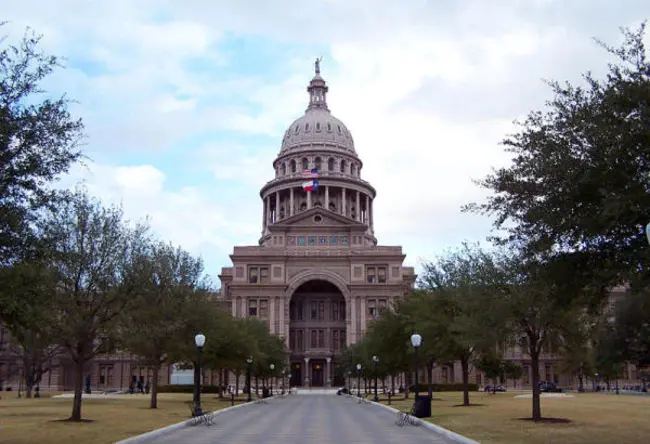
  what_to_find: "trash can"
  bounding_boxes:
[413,395,431,418]
[262,387,270,398]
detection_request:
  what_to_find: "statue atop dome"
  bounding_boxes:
[315,57,322,75]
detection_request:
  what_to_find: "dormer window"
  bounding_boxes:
[316,122,321,131]
[295,125,300,134]
[305,123,310,132]
[327,123,332,131]
[337,125,342,134]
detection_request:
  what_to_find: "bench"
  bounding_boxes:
[186,402,215,427]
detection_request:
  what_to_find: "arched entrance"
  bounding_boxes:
[288,279,346,387]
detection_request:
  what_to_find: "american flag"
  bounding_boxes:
[302,168,319,178]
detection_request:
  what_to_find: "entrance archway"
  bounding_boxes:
[288,279,346,387]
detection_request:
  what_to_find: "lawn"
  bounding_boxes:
[379,391,650,444]
[0,392,247,444]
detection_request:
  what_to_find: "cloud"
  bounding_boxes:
[5,0,649,275]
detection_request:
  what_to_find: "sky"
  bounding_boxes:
[4,1,648,285]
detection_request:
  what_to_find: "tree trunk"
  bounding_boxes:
[391,374,395,394]
[426,361,434,399]
[530,351,541,421]
[235,370,240,395]
[578,372,584,392]
[218,369,224,399]
[150,366,159,409]
[405,370,411,399]
[461,356,470,406]
[70,360,85,421]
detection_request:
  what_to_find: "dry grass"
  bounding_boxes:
[0,392,245,444]
[380,391,650,444]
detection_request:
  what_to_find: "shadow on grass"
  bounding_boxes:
[518,417,572,424]
[452,404,486,407]
[51,418,95,423]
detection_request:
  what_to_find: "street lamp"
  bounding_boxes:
[246,356,253,402]
[411,333,422,399]
[347,370,352,393]
[356,364,362,397]
[193,333,206,416]
[270,364,275,395]
[372,355,379,402]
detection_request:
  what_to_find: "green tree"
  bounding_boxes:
[0,25,84,265]
[502,360,523,388]
[611,288,650,368]
[464,23,650,294]
[120,241,210,408]
[39,190,148,421]
[418,243,509,406]
[475,354,504,392]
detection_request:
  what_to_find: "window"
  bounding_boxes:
[378,299,387,309]
[327,122,332,131]
[340,330,346,349]
[281,163,286,175]
[297,330,303,351]
[259,299,268,319]
[311,330,317,348]
[332,301,339,320]
[340,160,346,173]
[333,330,339,351]
[305,123,310,131]
[290,330,296,351]
[314,157,322,171]
[318,330,325,348]
[366,266,387,284]
[248,266,269,284]
[316,122,321,131]
[290,301,304,320]
[367,299,377,318]
[301,158,309,170]
[248,300,257,316]
[290,159,296,173]
[328,158,334,171]
[351,164,356,176]
[318,301,325,320]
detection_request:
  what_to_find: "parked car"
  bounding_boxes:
[484,385,506,392]
[336,387,349,395]
[539,381,562,392]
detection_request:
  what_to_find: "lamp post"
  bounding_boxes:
[411,333,422,399]
[193,333,206,416]
[270,364,275,395]
[347,370,352,393]
[246,356,253,402]
[372,355,379,402]
[356,364,362,397]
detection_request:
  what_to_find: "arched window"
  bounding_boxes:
[328,158,334,171]
[327,123,332,131]
[314,201,322,208]
[328,202,336,212]
[350,164,356,176]
[305,123,310,132]
[299,202,307,212]
[290,159,296,173]
[281,163,286,175]
[316,122,321,131]
[314,157,322,171]
[340,160,346,173]
[301,157,309,170]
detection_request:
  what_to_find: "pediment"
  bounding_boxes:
[270,207,365,229]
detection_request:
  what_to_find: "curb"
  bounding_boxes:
[366,400,480,444]
[115,396,280,444]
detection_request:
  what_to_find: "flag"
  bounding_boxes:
[302,180,319,192]
[302,168,319,178]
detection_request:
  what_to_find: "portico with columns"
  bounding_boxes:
[219,60,415,388]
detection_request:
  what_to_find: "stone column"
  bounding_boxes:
[356,191,361,221]
[262,198,267,231]
[325,185,329,211]
[278,296,285,343]
[365,194,370,224]
[265,196,271,226]
[350,296,356,342]
[275,191,280,221]
[307,190,312,209]
[231,298,237,317]
[240,298,246,318]
[341,188,347,216]
[290,188,294,216]
[360,297,367,333]
[369,198,374,232]
[269,296,275,334]
[304,357,310,388]
[326,357,332,387]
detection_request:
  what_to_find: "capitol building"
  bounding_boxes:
[218,60,415,387]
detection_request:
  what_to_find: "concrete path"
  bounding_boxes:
[144,395,459,444]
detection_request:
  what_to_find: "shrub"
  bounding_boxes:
[156,384,224,394]
[408,383,478,392]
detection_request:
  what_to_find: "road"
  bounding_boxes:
[144,395,460,444]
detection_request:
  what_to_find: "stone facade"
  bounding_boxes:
[219,62,415,387]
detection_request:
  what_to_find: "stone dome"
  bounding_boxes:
[278,69,357,157]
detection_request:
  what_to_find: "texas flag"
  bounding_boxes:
[302,180,319,192]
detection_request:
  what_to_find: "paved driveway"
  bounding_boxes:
[145,395,459,444]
